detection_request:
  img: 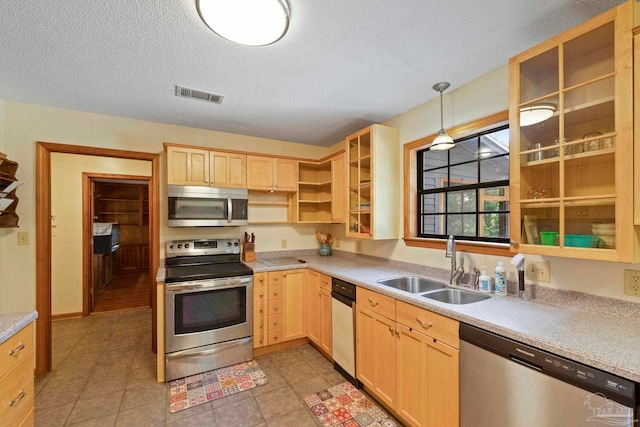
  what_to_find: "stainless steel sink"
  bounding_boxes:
[421,288,491,304]
[377,276,447,294]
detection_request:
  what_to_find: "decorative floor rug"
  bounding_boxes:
[168,360,268,413]
[304,382,399,427]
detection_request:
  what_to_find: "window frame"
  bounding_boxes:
[403,110,513,256]
[417,123,510,243]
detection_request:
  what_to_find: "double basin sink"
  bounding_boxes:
[376,276,490,304]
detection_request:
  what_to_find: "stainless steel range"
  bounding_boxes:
[164,238,253,381]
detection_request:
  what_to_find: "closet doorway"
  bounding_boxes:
[87,176,151,313]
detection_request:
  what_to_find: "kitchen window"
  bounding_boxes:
[403,110,511,256]
[417,124,510,242]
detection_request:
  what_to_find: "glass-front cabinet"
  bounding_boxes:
[346,124,399,240]
[509,2,635,261]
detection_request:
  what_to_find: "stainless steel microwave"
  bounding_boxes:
[168,185,248,227]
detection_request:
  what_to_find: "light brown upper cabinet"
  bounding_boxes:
[297,152,346,223]
[166,146,209,186]
[509,2,637,262]
[246,155,298,192]
[346,124,399,240]
[209,151,246,188]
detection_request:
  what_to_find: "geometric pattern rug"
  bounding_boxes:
[304,382,399,427]
[168,360,268,413]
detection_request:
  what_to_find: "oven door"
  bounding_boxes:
[165,276,253,353]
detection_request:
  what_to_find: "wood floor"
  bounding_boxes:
[92,270,150,313]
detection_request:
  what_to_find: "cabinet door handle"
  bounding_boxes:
[368,298,379,307]
[9,389,25,407]
[9,342,25,356]
[415,318,432,328]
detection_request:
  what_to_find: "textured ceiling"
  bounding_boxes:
[0,0,627,146]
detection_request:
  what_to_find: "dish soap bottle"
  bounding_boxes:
[494,262,507,296]
[478,267,491,293]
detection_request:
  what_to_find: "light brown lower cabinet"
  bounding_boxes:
[356,289,460,427]
[307,270,332,356]
[0,323,35,427]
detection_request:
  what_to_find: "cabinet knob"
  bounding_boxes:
[395,330,400,336]
[273,291,278,296]
[273,306,278,311]
[259,277,264,282]
[260,338,263,343]
[273,276,278,281]
[259,308,263,313]
[318,292,322,296]
[273,320,278,326]
[259,323,263,329]
[273,335,278,340]
[388,326,394,334]
[259,292,264,297]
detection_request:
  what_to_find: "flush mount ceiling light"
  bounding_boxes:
[519,103,556,127]
[429,82,455,151]
[197,0,289,46]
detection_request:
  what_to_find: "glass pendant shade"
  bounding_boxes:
[519,103,556,126]
[197,0,289,46]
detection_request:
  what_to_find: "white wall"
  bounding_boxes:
[50,153,152,315]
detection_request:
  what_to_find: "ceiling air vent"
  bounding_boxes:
[175,86,224,104]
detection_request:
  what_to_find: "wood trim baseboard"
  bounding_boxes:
[51,312,83,321]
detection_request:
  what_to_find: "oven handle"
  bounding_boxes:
[166,337,252,361]
[227,196,232,223]
[166,277,252,293]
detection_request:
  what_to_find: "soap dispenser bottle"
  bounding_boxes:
[494,262,507,296]
[478,267,491,293]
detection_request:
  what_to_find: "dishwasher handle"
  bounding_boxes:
[332,291,354,306]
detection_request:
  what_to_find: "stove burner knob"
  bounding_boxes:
[177,244,183,249]
[227,242,232,247]
[233,241,239,247]
[169,244,174,250]
[185,243,190,248]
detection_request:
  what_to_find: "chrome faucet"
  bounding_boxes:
[446,235,465,286]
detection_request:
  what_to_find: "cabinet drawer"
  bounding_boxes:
[0,323,34,379]
[269,271,283,286]
[254,272,268,288]
[254,287,268,302]
[268,284,282,301]
[357,287,395,319]
[268,328,282,345]
[268,314,282,330]
[254,330,267,348]
[318,273,332,292]
[254,315,267,333]
[396,301,459,349]
[254,301,268,317]
[18,406,34,427]
[268,302,281,315]
[0,352,34,427]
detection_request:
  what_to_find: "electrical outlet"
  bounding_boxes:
[17,231,29,245]
[334,237,340,248]
[355,240,362,253]
[624,269,640,297]
[525,261,551,283]
[281,239,287,249]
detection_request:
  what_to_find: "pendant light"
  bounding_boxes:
[430,82,455,150]
[197,0,289,46]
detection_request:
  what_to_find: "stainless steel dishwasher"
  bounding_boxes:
[460,323,638,427]
[331,277,360,387]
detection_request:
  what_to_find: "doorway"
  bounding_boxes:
[87,176,151,313]
[35,142,160,376]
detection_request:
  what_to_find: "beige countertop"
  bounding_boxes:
[244,254,640,383]
[0,311,38,344]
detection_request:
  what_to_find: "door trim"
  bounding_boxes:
[35,141,160,375]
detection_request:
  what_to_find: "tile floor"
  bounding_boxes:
[34,307,377,426]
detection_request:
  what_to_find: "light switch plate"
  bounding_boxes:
[17,231,29,245]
